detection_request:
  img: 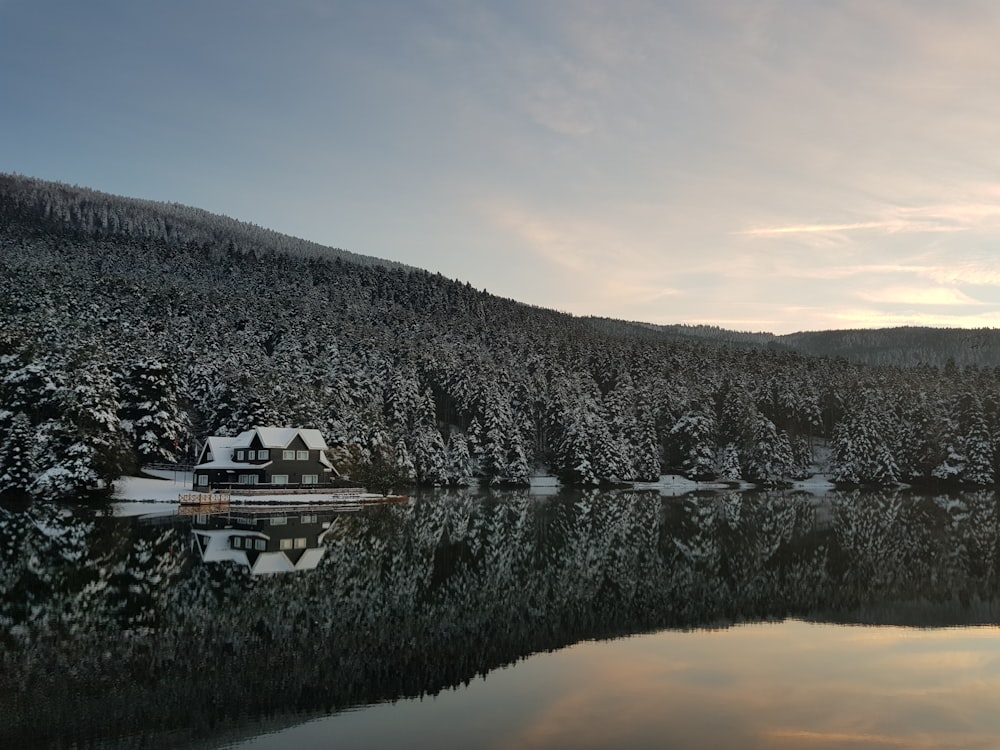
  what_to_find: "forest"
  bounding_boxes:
[3,173,1000,500]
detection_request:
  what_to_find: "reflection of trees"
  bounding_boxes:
[4,488,1000,746]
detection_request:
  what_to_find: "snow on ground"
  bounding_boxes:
[110,468,837,517]
[112,472,188,516]
[115,471,191,499]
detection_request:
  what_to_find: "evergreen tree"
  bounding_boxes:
[444,433,473,486]
[669,407,716,480]
[831,391,900,485]
[0,412,34,498]
[119,358,189,464]
[745,415,793,485]
[718,442,741,481]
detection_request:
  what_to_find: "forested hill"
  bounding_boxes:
[631,323,1000,368]
[0,173,408,271]
[3,173,1000,500]
[779,327,1000,368]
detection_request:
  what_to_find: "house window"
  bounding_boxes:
[270,517,287,526]
[258,449,269,460]
[236,450,245,461]
[238,474,259,485]
[272,474,288,485]
[296,450,309,460]
[248,449,256,460]
[301,514,317,523]
[294,537,307,549]
[279,538,293,550]
[283,449,295,460]
[232,537,242,549]
[255,539,266,551]
[197,474,208,486]
[302,474,318,485]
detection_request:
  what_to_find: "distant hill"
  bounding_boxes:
[778,327,1000,368]
[628,321,1000,369]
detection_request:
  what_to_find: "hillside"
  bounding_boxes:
[779,327,1000,367]
[2,174,1000,498]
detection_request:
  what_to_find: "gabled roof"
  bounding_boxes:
[194,427,333,471]
[237,427,329,451]
[196,435,255,470]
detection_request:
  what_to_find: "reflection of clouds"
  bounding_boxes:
[500,623,1000,749]
[763,728,918,747]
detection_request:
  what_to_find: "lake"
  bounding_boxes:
[3,487,1000,749]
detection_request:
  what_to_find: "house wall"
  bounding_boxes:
[193,467,266,488]
[258,434,329,484]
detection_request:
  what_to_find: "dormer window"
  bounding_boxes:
[236,450,245,461]
[258,449,270,460]
[248,450,257,460]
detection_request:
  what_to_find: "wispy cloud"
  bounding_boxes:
[740,221,900,237]
[857,286,982,306]
[739,201,1000,239]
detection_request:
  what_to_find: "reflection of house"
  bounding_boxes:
[191,508,336,575]
[192,427,337,490]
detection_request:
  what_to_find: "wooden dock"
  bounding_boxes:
[178,490,231,506]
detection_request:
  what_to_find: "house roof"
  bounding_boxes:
[242,427,329,451]
[194,427,333,470]
[195,435,249,470]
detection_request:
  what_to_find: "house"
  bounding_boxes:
[190,508,335,575]
[192,426,338,490]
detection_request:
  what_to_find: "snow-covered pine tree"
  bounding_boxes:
[444,432,473,486]
[831,390,900,485]
[119,358,189,465]
[718,442,741,481]
[0,412,35,498]
[745,414,793,485]
[669,407,716,480]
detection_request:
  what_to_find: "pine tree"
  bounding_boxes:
[718,442,741,481]
[444,433,473,486]
[119,358,189,464]
[669,407,716,480]
[0,412,35,498]
[745,415,793,485]
[831,390,900,485]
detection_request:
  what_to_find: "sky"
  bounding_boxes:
[3,0,1000,334]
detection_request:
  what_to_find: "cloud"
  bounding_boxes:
[857,286,982,306]
[738,201,1000,239]
[740,221,901,237]
[481,201,684,309]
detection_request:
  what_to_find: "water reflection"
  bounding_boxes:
[190,507,342,575]
[2,488,1000,747]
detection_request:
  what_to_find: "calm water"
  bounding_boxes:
[4,488,1000,749]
